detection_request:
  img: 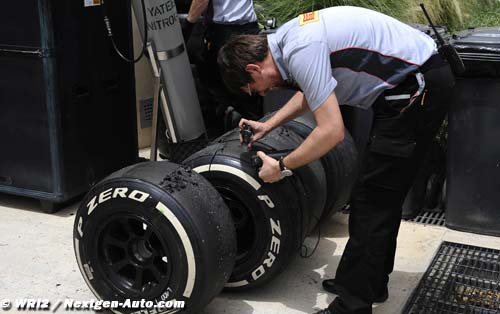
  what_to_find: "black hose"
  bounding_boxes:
[300,215,321,258]
[102,0,148,63]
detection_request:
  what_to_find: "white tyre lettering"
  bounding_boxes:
[251,265,265,280]
[160,291,169,301]
[86,196,98,215]
[249,218,282,282]
[77,217,84,238]
[98,188,113,203]
[270,218,282,236]
[113,187,128,199]
[270,235,280,254]
[83,263,94,280]
[129,190,150,202]
[258,195,275,208]
[263,252,276,268]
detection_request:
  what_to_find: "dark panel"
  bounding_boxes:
[0,1,42,48]
[51,0,138,193]
[0,0,138,205]
[447,78,500,236]
[0,55,53,192]
[446,27,500,236]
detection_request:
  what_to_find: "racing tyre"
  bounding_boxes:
[283,113,359,216]
[73,161,236,313]
[264,112,359,218]
[183,126,326,290]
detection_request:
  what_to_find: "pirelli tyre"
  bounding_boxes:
[73,161,236,314]
[183,126,327,291]
[277,112,359,217]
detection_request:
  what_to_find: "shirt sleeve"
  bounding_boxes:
[286,41,337,111]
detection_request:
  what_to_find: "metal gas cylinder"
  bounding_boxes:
[132,0,205,142]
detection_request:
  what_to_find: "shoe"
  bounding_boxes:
[322,279,388,303]
[313,309,332,314]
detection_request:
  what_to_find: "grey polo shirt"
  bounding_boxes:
[212,0,257,25]
[267,6,437,111]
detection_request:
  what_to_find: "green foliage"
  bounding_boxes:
[468,2,500,28]
[254,0,500,31]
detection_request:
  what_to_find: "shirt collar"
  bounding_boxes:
[267,33,289,82]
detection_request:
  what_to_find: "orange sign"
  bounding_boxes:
[299,11,320,26]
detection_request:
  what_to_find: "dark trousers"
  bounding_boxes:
[329,55,455,314]
[197,21,259,93]
[196,22,262,126]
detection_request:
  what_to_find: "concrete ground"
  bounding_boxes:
[2,191,500,314]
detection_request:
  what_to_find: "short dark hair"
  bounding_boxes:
[217,35,269,94]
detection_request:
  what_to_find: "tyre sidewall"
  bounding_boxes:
[74,179,201,313]
[190,156,301,290]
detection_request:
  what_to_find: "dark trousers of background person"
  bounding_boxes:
[196,22,262,128]
[329,54,455,314]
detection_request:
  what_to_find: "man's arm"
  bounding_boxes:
[182,0,209,40]
[257,92,345,182]
[187,0,210,23]
[265,90,309,128]
[283,92,344,169]
[274,41,342,169]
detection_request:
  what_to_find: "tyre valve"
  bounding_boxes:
[241,124,253,147]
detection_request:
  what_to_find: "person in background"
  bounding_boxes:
[182,0,259,51]
[217,6,455,314]
[181,0,261,130]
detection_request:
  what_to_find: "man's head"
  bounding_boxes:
[217,35,283,96]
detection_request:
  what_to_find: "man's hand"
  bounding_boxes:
[239,119,271,148]
[256,152,282,183]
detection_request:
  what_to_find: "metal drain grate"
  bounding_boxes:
[410,211,446,226]
[403,241,500,314]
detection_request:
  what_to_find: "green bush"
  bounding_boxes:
[254,0,500,31]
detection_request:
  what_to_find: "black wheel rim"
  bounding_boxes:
[97,215,172,298]
[215,185,257,263]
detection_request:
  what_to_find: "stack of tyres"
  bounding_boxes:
[72,115,359,311]
[73,161,236,313]
[184,125,327,290]
[183,114,359,290]
[446,27,500,236]
[268,112,359,217]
